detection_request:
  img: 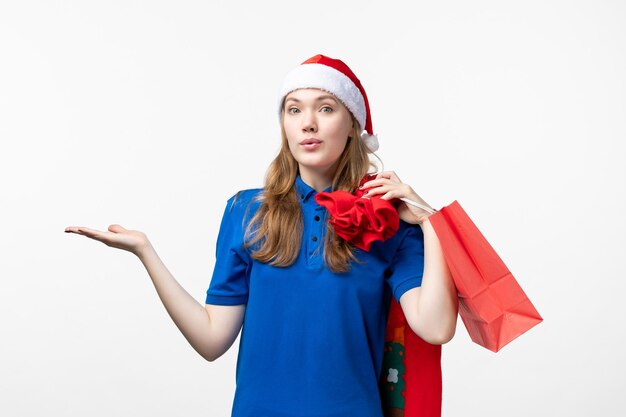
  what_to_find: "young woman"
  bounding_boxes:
[65,54,458,417]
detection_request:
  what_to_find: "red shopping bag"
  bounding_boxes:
[379,297,442,417]
[428,201,543,352]
[317,179,541,417]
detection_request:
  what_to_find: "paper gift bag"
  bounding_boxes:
[427,200,543,352]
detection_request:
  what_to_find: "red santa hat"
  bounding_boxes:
[278,54,379,152]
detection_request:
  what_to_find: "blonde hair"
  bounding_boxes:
[241,111,382,273]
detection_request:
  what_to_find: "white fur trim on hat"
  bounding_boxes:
[278,63,367,132]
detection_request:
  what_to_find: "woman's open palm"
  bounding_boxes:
[64,224,149,256]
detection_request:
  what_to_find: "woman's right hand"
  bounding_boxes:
[64,224,151,256]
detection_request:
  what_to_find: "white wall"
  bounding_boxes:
[1,0,624,416]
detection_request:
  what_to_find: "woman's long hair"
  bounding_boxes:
[241,109,381,274]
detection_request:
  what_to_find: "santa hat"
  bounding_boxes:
[278,54,379,152]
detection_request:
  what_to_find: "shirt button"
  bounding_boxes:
[300,194,304,199]
[311,236,318,242]
[314,215,320,221]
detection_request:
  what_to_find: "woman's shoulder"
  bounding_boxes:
[227,187,263,206]
[382,219,424,251]
[224,187,264,219]
[361,219,424,262]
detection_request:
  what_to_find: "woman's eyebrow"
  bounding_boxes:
[315,94,339,103]
[285,95,339,104]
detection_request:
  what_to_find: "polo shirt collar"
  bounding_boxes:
[295,174,332,203]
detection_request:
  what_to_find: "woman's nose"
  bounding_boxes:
[302,112,317,132]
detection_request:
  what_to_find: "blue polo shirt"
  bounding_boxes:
[205,174,425,417]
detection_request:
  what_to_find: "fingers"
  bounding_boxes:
[360,171,415,201]
[108,224,127,233]
[376,170,401,182]
[360,171,431,224]
[361,171,401,189]
[64,226,103,238]
[65,225,127,235]
[65,225,119,248]
[65,226,87,234]
[65,224,147,254]
[64,226,116,241]
[363,183,412,200]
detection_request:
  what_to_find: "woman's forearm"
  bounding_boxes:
[415,218,459,343]
[136,243,215,360]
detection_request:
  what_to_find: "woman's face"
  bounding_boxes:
[282,88,354,176]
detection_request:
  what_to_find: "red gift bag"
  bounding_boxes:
[428,201,543,352]
[378,297,442,417]
[317,181,542,417]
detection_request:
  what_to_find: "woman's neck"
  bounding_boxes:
[298,165,335,192]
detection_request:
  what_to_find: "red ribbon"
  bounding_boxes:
[314,174,400,251]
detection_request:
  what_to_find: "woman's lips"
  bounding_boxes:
[300,138,322,150]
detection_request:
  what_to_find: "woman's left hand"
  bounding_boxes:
[359,171,434,225]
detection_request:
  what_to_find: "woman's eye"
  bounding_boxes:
[321,106,333,113]
[288,107,300,114]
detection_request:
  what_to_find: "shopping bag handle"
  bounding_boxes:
[400,198,438,214]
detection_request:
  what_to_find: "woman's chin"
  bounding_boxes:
[296,155,331,168]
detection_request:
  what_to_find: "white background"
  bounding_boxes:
[1,0,624,416]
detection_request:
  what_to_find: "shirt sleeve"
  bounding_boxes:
[205,193,252,306]
[385,222,425,303]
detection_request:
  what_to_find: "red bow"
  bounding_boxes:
[314,174,400,251]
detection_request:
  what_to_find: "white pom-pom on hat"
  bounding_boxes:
[278,54,379,152]
[360,132,379,152]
